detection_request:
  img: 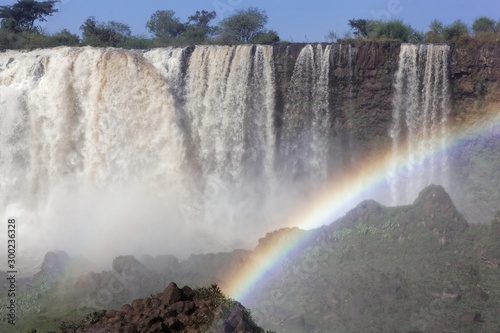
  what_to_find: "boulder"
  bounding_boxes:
[59,282,265,333]
[471,286,489,301]
[161,282,183,305]
[459,311,482,323]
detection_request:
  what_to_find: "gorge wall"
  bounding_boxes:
[274,41,500,173]
[0,41,499,261]
[272,41,500,220]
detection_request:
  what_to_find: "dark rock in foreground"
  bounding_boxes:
[62,282,264,333]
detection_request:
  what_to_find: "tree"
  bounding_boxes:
[0,0,59,32]
[181,10,217,44]
[342,31,353,39]
[50,28,79,46]
[0,28,18,50]
[367,19,421,42]
[187,10,216,35]
[347,19,420,42]
[442,20,469,43]
[429,20,444,35]
[217,7,269,44]
[107,21,131,38]
[424,20,445,43]
[251,30,280,44]
[146,10,184,41]
[80,17,131,47]
[348,19,369,38]
[324,30,338,43]
[121,35,154,49]
[472,16,496,35]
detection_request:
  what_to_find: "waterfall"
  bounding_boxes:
[0,45,281,259]
[280,44,332,183]
[0,48,186,206]
[181,45,276,184]
[390,44,450,203]
[0,42,455,261]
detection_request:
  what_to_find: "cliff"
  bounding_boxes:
[272,41,500,156]
[269,41,500,220]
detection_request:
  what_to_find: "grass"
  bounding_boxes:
[248,198,500,332]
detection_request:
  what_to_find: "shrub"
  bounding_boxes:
[216,7,271,44]
[0,28,18,50]
[121,36,154,49]
[442,20,470,43]
[251,30,280,44]
[472,16,496,35]
[48,29,80,46]
[367,19,422,43]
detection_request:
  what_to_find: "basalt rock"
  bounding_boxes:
[411,185,468,238]
[63,282,264,333]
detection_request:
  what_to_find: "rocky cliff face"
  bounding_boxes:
[448,42,500,222]
[272,42,401,169]
[450,41,500,117]
[270,41,500,220]
[272,41,500,159]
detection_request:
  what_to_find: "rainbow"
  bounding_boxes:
[223,110,500,302]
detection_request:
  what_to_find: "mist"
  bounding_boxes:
[0,43,492,274]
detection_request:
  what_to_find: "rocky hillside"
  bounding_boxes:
[4,185,500,333]
[245,185,500,332]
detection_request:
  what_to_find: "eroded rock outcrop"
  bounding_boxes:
[63,282,264,333]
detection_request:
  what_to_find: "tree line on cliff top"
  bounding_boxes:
[0,0,499,50]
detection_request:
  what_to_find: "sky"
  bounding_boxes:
[2,0,500,42]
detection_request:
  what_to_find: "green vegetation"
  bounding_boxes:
[58,312,104,333]
[331,216,399,243]
[346,18,422,42]
[0,0,74,49]
[146,10,185,41]
[342,16,499,44]
[345,18,423,42]
[182,10,218,44]
[472,16,496,34]
[216,7,278,44]
[250,192,500,332]
[368,20,423,42]
[195,284,243,320]
[0,0,281,50]
[1,0,498,50]
[0,0,59,32]
[80,17,131,47]
[442,20,470,43]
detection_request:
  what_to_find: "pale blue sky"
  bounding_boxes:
[3,0,499,42]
